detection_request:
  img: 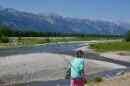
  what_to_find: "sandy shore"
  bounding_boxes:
[98,51,130,63]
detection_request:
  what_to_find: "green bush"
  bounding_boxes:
[45,38,50,43]
[94,76,102,82]
[18,37,22,40]
[0,35,9,43]
[124,30,130,42]
[18,37,22,43]
[95,45,99,49]
[90,44,95,47]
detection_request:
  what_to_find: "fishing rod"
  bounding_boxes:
[49,43,85,78]
[50,43,70,64]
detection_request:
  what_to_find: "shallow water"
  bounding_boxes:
[0,42,84,57]
[16,68,130,86]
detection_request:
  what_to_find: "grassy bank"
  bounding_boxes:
[0,37,122,50]
[89,42,130,52]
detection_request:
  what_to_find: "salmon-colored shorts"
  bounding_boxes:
[70,78,84,86]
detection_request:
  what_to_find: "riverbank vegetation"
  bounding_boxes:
[89,30,130,52]
[85,76,103,86]
[89,42,130,52]
[124,30,130,42]
[0,35,9,43]
[0,37,121,46]
[0,26,123,43]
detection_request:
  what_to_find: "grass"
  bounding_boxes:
[51,37,122,42]
[85,76,103,86]
[18,38,49,45]
[89,41,130,52]
[0,37,122,50]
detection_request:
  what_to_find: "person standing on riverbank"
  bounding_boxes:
[70,50,86,86]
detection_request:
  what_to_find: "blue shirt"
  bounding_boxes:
[70,57,84,78]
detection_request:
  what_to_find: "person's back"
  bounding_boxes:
[70,50,86,86]
[71,57,84,78]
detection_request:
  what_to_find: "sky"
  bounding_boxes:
[0,0,130,22]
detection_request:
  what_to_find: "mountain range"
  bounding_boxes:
[0,6,130,35]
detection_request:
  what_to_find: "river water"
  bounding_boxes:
[0,42,83,57]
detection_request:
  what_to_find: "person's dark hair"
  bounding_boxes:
[76,50,84,58]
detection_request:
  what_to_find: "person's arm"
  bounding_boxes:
[82,69,86,81]
[79,60,85,77]
[80,60,86,83]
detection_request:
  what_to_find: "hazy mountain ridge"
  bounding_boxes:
[115,21,130,30]
[0,6,130,35]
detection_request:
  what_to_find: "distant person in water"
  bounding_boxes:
[70,50,86,86]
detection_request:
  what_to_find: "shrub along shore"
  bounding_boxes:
[89,30,130,52]
[89,42,130,52]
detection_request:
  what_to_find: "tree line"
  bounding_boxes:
[0,26,123,38]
